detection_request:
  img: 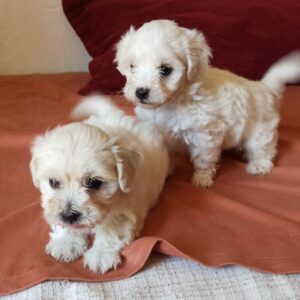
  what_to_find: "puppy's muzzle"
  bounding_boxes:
[135,87,150,103]
[60,210,81,224]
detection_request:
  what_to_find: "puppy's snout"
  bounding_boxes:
[60,210,81,224]
[135,87,150,102]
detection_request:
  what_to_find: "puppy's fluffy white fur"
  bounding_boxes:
[30,96,169,273]
[115,19,300,187]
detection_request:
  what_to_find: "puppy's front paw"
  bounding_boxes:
[83,247,121,274]
[46,235,87,263]
[246,159,273,175]
[192,170,214,188]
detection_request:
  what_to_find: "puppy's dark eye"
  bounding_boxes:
[159,65,173,77]
[49,178,60,189]
[130,64,134,69]
[85,178,102,191]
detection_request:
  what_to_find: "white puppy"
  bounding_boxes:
[115,19,300,187]
[30,96,169,273]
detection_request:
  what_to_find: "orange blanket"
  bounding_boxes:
[0,73,300,296]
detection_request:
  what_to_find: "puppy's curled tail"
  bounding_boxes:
[262,51,300,96]
[71,94,124,120]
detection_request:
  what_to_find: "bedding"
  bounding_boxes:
[3,254,300,299]
[0,73,300,295]
[62,0,300,95]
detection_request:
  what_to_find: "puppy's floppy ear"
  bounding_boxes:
[111,144,143,193]
[30,156,40,188]
[183,28,212,81]
[29,135,45,189]
[114,26,136,75]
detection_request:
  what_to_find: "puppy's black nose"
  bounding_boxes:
[60,210,81,224]
[135,87,150,101]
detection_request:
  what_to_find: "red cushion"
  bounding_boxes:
[63,0,300,95]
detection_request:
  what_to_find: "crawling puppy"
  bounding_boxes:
[30,96,169,273]
[115,19,300,187]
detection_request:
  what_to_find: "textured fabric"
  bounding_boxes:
[0,0,90,74]
[1,74,300,296]
[62,0,300,95]
[2,254,300,300]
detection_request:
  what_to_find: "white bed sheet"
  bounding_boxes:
[2,254,300,300]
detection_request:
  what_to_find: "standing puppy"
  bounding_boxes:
[115,19,300,187]
[30,96,169,273]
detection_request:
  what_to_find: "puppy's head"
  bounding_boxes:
[115,19,211,109]
[30,123,142,230]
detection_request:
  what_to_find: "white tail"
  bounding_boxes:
[262,51,300,95]
[71,95,124,120]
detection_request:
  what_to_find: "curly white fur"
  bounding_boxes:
[115,19,300,187]
[30,96,169,273]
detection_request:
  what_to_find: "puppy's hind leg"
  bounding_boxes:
[244,121,279,175]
